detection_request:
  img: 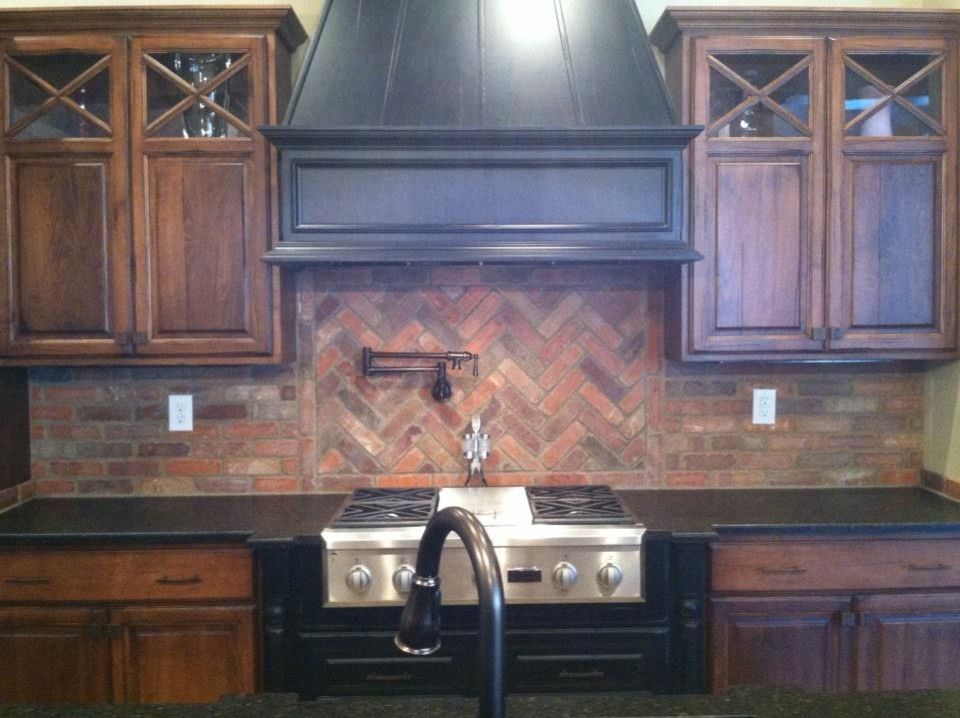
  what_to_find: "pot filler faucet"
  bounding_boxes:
[395,506,505,718]
[463,414,490,486]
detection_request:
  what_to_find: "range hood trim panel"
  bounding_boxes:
[262,129,701,266]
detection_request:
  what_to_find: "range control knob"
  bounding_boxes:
[598,563,624,591]
[345,565,372,593]
[552,561,578,592]
[392,564,416,595]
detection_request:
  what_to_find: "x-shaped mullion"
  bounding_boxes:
[843,54,944,136]
[142,52,251,137]
[5,54,112,137]
[707,55,812,138]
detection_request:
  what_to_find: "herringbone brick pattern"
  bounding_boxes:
[309,270,658,488]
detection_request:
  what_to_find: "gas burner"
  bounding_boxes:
[332,487,437,527]
[526,485,634,525]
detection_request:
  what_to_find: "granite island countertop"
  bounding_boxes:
[0,487,959,545]
[4,688,960,718]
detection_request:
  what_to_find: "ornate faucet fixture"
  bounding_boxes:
[463,414,490,486]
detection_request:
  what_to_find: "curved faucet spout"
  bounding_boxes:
[395,506,505,718]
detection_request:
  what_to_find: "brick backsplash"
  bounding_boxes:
[27,266,924,496]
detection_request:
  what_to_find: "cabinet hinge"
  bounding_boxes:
[840,611,858,628]
[830,327,845,341]
[131,332,148,347]
[83,624,109,639]
[811,327,827,341]
[107,624,122,639]
[114,332,134,355]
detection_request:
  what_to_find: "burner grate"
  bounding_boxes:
[526,485,634,525]
[332,487,437,527]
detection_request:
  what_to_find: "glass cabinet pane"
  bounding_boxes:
[844,53,942,137]
[145,52,249,138]
[708,52,810,138]
[6,53,110,139]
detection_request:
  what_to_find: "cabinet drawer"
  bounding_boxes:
[507,629,668,693]
[0,546,253,602]
[712,539,960,593]
[300,631,474,696]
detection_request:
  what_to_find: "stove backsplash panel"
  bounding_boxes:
[27,266,923,496]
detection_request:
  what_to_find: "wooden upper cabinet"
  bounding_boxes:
[0,35,132,358]
[129,36,272,358]
[654,10,958,360]
[687,37,826,355]
[0,9,304,364]
[828,38,956,352]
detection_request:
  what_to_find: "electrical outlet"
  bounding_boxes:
[752,388,776,425]
[168,394,193,432]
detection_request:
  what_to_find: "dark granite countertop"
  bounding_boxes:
[0,487,958,546]
[0,494,347,546]
[4,688,960,717]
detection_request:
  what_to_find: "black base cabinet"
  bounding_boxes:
[259,537,707,697]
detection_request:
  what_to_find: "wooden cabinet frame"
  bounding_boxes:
[0,8,303,365]
[654,9,959,361]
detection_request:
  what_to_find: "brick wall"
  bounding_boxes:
[27,266,924,495]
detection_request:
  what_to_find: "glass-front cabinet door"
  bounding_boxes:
[827,38,956,352]
[0,36,132,357]
[689,37,826,355]
[129,36,272,358]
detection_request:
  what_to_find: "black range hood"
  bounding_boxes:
[261,0,702,265]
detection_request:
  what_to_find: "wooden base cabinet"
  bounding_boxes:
[0,8,305,364]
[653,10,958,360]
[0,545,256,704]
[0,606,113,703]
[708,537,960,694]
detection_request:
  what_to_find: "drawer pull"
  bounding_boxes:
[907,562,950,572]
[4,577,51,586]
[156,575,203,585]
[757,566,807,575]
[557,669,605,679]
[365,672,414,683]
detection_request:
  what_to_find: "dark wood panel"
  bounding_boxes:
[0,606,112,703]
[710,596,854,694]
[383,0,480,126]
[857,592,960,692]
[13,160,111,334]
[0,368,29,491]
[148,158,248,334]
[481,0,576,126]
[116,604,255,703]
[715,160,804,330]
[849,159,936,328]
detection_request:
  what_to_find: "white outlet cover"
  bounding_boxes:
[168,394,193,432]
[752,388,776,425]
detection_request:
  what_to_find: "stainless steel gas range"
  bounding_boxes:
[321,485,646,607]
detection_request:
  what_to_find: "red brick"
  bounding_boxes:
[48,424,102,439]
[683,453,737,471]
[665,472,709,487]
[77,405,132,421]
[107,461,161,477]
[254,440,300,457]
[138,442,191,457]
[194,404,247,420]
[226,458,281,475]
[540,370,584,415]
[36,480,77,496]
[542,422,586,468]
[254,477,300,493]
[164,459,222,476]
[45,386,100,401]
[30,405,74,421]
[223,422,279,438]
[50,461,104,477]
